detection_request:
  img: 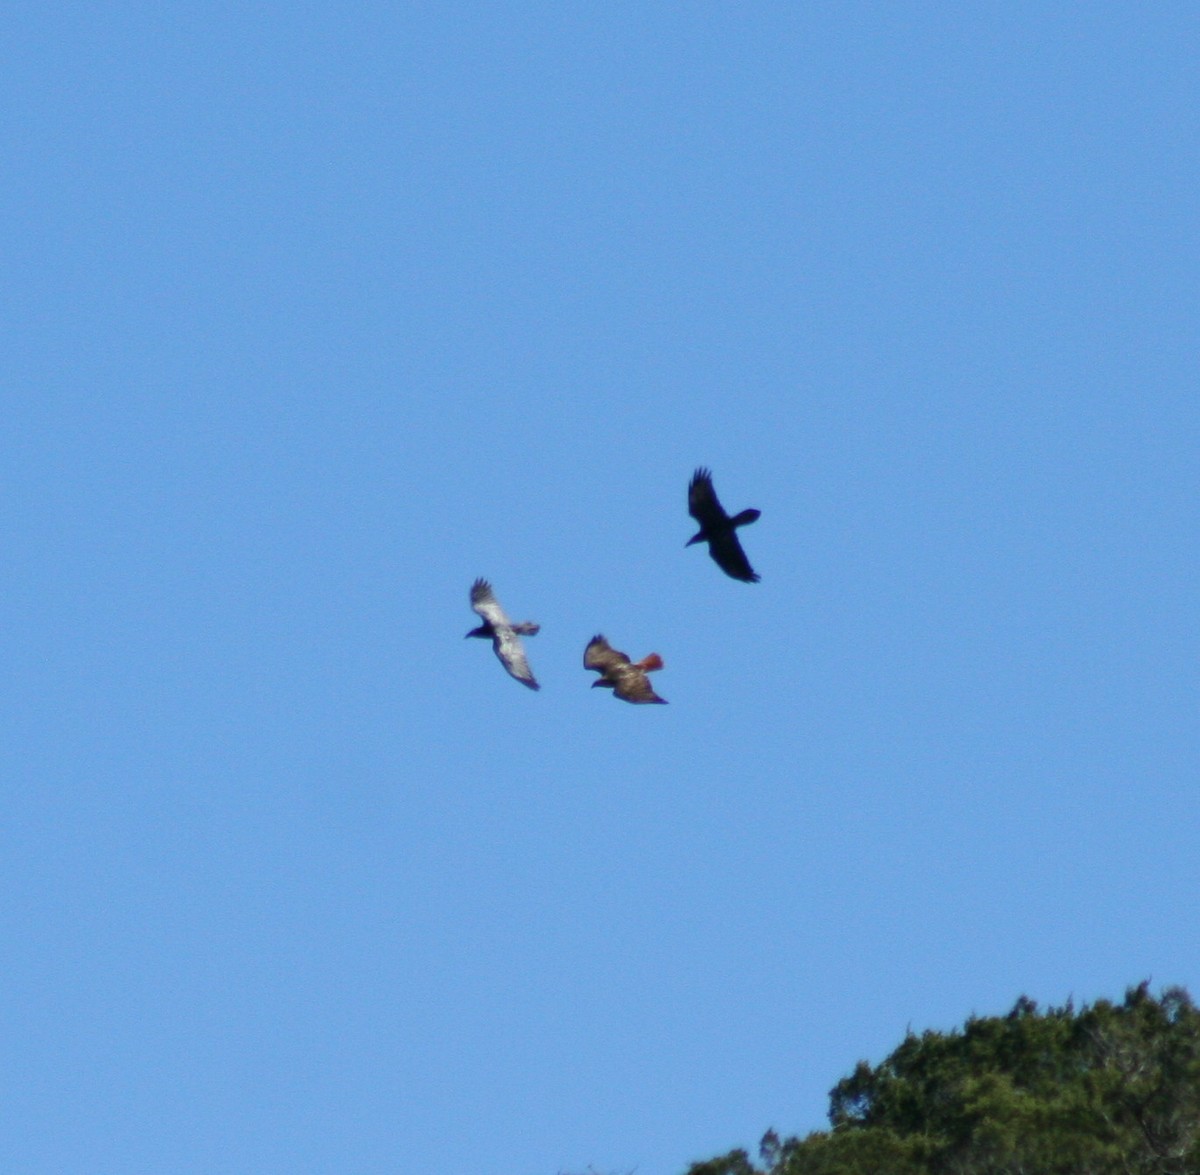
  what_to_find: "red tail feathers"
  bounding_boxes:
[635,653,664,673]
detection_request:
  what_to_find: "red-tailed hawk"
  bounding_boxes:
[583,634,667,704]
[466,578,540,690]
[687,467,761,582]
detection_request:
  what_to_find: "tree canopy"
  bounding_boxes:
[687,983,1200,1175]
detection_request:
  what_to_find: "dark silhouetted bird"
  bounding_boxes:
[686,466,761,582]
[583,634,667,704]
[466,578,540,690]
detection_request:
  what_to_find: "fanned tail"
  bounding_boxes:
[635,653,664,673]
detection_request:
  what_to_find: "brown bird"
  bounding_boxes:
[466,578,540,690]
[686,467,761,582]
[583,634,668,704]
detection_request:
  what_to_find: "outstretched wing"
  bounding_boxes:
[707,530,759,583]
[494,628,539,690]
[470,578,509,628]
[688,467,728,526]
[584,634,631,675]
[613,668,668,705]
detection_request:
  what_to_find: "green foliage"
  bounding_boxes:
[686,983,1200,1175]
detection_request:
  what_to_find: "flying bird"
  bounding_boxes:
[583,634,667,704]
[686,466,761,582]
[466,578,540,690]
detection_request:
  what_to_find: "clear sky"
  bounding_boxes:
[3,4,1196,1173]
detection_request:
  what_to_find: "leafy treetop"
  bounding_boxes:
[687,983,1200,1175]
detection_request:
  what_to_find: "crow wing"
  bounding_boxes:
[688,467,729,527]
[704,527,759,583]
[470,578,539,690]
[470,578,508,628]
[492,628,538,690]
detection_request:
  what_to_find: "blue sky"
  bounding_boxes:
[3,4,1196,1172]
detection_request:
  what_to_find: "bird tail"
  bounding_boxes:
[511,622,540,635]
[635,653,664,673]
[731,508,761,528]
